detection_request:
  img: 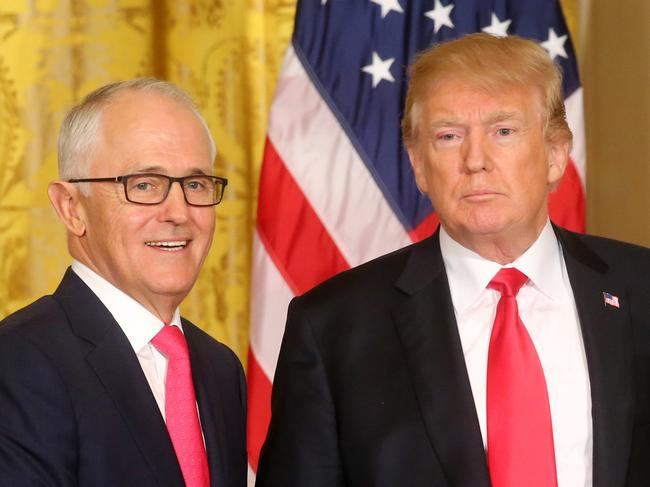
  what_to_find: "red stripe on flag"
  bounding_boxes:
[548,159,586,233]
[257,138,350,295]
[246,349,273,473]
[409,212,440,242]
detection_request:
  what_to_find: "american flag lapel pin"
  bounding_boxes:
[603,292,620,308]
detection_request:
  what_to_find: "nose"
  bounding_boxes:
[159,180,189,223]
[461,131,490,173]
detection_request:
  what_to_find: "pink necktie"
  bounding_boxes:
[152,325,210,487]
[486,268,557,487]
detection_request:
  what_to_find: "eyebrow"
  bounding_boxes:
[428,118,461,129]
[427,110,525,132]
[484,110,524,125]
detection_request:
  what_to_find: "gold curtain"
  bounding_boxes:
[0,1,295,363]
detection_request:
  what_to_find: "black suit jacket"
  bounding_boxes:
[0,269,247,487]
[256,226,650,487]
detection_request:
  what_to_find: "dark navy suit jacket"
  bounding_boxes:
[257,226,650,487]
[0,269,247,487]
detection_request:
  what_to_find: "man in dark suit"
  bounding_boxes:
[0,79,246,486]
[256,34,650,487]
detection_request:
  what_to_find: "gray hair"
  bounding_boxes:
[57,77,217,181]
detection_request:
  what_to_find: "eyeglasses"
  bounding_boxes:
[68,173,228,207]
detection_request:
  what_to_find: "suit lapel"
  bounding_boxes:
[54,269,185,486]
[556,228,635,487]
[184,323,229,487]
[392,234,491,486]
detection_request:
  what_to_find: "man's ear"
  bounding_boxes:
[47,181,87,236]
[547,137,570,191]
[406,144,429,194]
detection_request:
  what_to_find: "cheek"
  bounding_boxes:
[120,211,151,235]
[108,211,154,255]
[414,168,429,193]
[407,151,429,193]
[425,164,459,196]
[412,152,452,195]
[192,211,216,241]
[87,204,128,245]
[511,158,552,202]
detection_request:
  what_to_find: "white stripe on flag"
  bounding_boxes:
[249,231,295,379]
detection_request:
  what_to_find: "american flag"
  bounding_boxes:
[247,0,586,479]
[603,292,620,308]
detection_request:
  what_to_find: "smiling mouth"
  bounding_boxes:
[145,240,188,251]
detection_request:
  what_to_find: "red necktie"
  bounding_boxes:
[486,268,557,487]
[152,325,210,487]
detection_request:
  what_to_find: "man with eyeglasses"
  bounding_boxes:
[0,78,246,487]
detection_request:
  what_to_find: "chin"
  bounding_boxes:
[148,275,195,298]
[461,210,513,236]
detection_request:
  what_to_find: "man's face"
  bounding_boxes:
[407,77,568,253]
[76,91,215,317]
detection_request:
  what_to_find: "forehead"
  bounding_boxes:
[417,76,545,123]
[94,91,213,174]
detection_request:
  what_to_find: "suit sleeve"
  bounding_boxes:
[0,333,78,486]
[255,298,345,487]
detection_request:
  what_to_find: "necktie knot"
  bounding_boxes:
[488,267,528,297]
[152,325,189,360]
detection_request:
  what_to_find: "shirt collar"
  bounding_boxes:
[440,220,568,313]
[512,221,568,302]
[71,260,182,353]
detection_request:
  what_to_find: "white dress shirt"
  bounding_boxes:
[439,221,593,487]
[72,260,180,420]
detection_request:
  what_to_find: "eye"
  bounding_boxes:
[438,133,458,141]
[135,182,153,191]
[496,127,515,136]
[130,177,159,192]
[184,177,211,192]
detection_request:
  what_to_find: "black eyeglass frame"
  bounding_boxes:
[68,173,228,207]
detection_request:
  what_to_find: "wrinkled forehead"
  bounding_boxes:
[92,92,215,174]
[426,70,545,103]
[411,75,547,125]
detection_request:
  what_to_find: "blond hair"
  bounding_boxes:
[401,33,572,147]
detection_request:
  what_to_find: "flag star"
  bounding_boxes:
[321,0,327,4]
[482,13,511,37]
[370,0,403,18]
[361,52,396,88]
[425,0,454,34]
[541,28,569,59]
